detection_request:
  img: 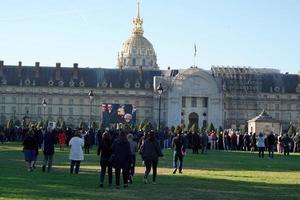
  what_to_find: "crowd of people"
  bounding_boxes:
[1,124,300,189]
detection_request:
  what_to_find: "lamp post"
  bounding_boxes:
[42,98,47,127]
[157,83,163,131]
[88,90,94,129]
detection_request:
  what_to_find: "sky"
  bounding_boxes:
[0,0,299,73]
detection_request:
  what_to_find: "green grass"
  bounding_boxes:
[0,143,300,200]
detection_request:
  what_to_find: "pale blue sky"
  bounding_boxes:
[0,0,299,73]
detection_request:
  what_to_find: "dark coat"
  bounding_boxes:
[141,138,163,161]
[23,135,37,150]
[43,131,56,155]
[267,133,276,146]
[112,137,131,169]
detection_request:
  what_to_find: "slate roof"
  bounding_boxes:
[248,110,279,123]
[261,73,299,93]
[0,64,161,90]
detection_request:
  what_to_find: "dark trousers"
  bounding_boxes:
[129,155,136,177]
[144,159,158,182]
[43,154,53,172]
[268,145,274,158]
[70,160,81,174]
[258,147,264,158]
[192,146,199,154]
[173,151,183,171]
[283,146,290,156]
[100,159,112,184]
[84,145,90,154]
[115,167,129,186]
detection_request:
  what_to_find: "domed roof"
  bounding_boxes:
[117,1,158,70]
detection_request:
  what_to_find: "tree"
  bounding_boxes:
[189,123,199,133]
[242,123,248,134]
[217,126,224,134]
[287,125,297,136]
[37,121,44,129]
[174,125,182,135]
[6,119,14,129]
[56,120,62,129]
[79,121,88,130]
[207,122,215,132]
[100,122,105,131]
[91,121,98,130]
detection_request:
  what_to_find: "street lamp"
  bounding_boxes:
[157,83,163,131]
[88,90,94,129]
[42,98,47,127]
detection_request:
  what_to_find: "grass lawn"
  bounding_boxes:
[0,142,300,200]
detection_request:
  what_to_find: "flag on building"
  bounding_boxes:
[194,44,197,57]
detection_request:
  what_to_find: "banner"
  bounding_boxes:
[101,104,137,127]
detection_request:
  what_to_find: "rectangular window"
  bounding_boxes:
[25,97,30,104]
[59,107,63,116]
[1,106,5,114]
[37,107,42,116]
[69,107,73,116]
[69,98,74,105]
[48,98,53,105]
[1,97,5,103]
[203,98,208,108]
[275,104,280,110]
[48,107,52,115]
[182,97,186,108]
[79,99,84,105]
[191,97,197,107]
[287,104,291,110]
[24,107,29,115]
[275,113,280,119]
[59,98,63,105]
[12,97,17,103]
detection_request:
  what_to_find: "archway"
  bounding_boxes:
[188,112,199,126]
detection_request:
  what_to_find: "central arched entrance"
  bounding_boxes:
[188,112,199,126]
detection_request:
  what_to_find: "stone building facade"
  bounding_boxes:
[0,2,299,130]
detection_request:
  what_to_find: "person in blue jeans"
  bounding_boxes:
[172,132,185,174]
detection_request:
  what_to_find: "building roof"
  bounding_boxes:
[0,64,161,90]
[261,73,299,93]
[248,110,279,123]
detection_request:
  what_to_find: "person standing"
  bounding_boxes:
[201,132,209,154]
[172,132,185,174]
[22,130,38,172]
[127,133,137,184]
[97,131,113,188]
[42,127,57,172]
[282,134,292,156]
[69,131,84,174]
[267,132,276,158]
[256,132,265,158]
[111,131,132,189]
[58,130,66,151]
[141,130,163,184]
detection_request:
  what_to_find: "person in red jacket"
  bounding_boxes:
[58,130,66,151]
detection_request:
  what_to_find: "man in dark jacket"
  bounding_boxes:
[42,128,56,172]
[267,132,276,158]
[172,133,185,174]
[141,130,163,184]
[282,134,292,156]
[111,130,132,189]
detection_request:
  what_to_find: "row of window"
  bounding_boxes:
[182,97,208,108]
[0,106,151,116]
[0,96,151,106]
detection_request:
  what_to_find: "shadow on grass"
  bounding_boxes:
[0,169,299,200]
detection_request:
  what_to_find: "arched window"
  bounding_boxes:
[150,59,153,66]
[142,59,146,66]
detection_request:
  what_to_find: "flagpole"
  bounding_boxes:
[194,44,197,67]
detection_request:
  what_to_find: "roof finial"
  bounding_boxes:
[137,0,140,18]
[132,0,144,35]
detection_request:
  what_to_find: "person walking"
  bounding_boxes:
[22,130,38,172]
[69,131,84,174]
[111,131,132,189]
[141,130,163,185]
[127,133,137,184]
[172,132,185,174]
[42,127,57,172]
[256,132,265,158]
[97,131,113,188]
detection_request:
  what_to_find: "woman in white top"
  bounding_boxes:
[256,132,265,158]
[69,132,84,174]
